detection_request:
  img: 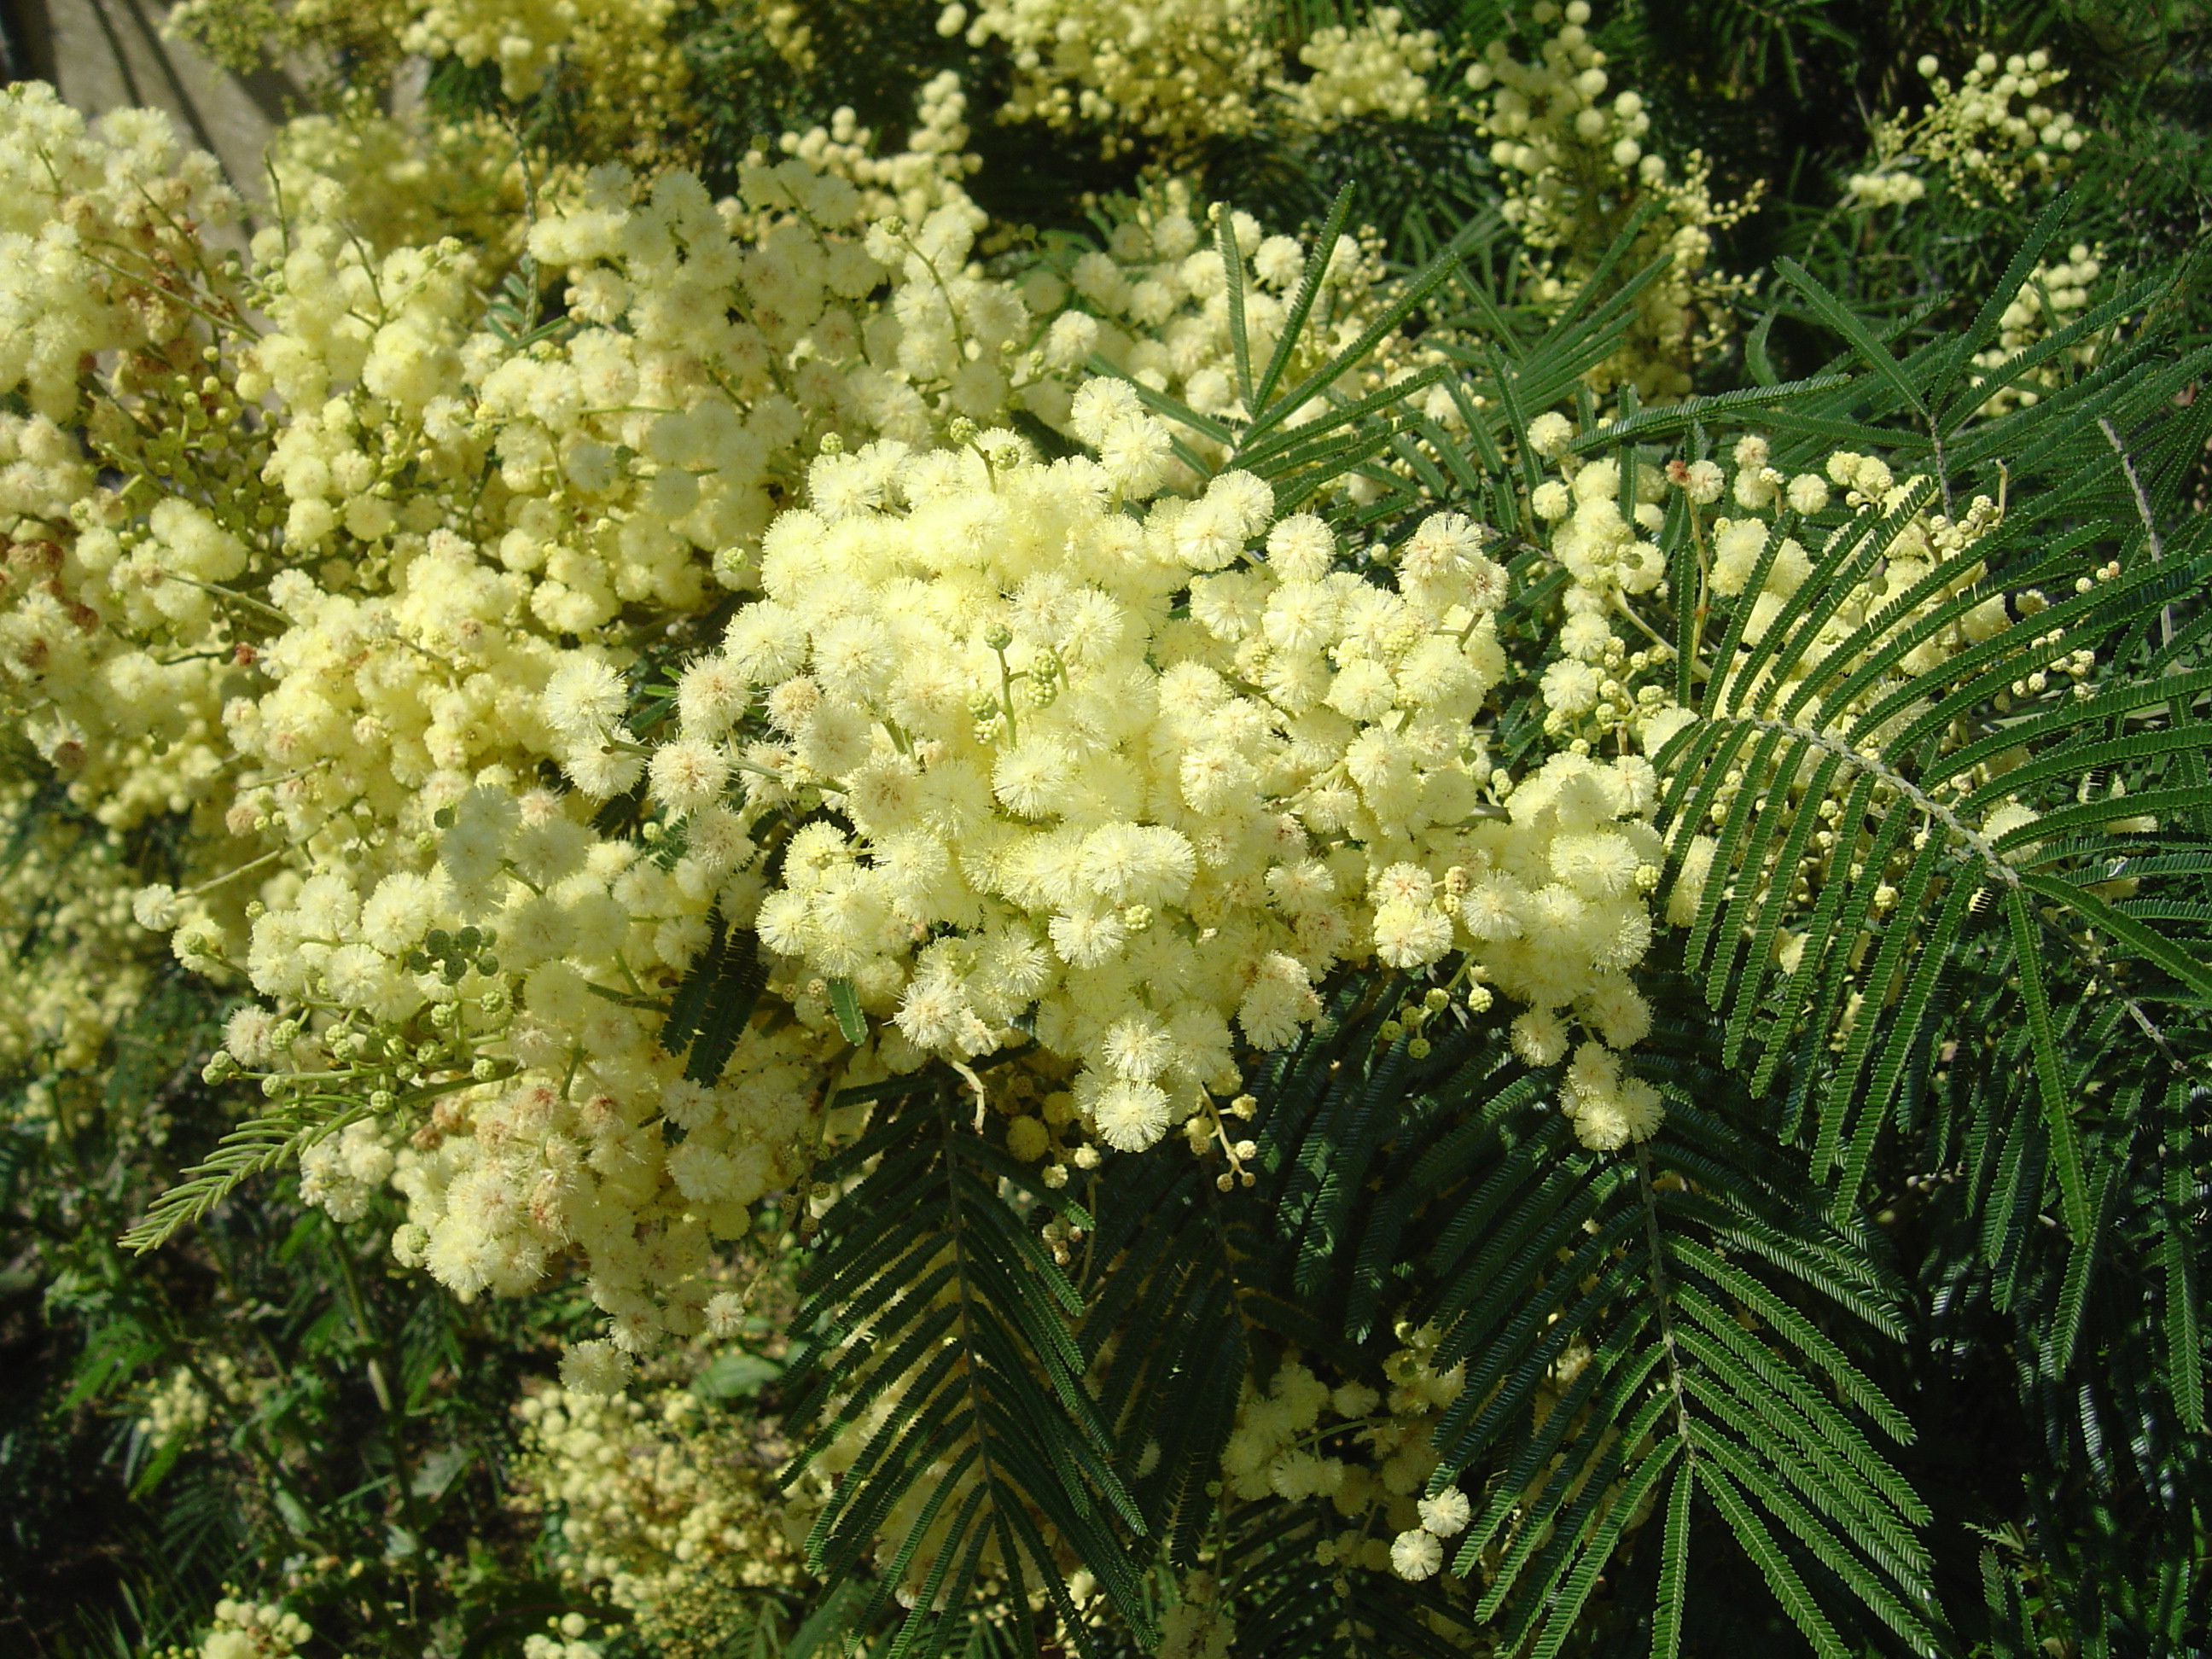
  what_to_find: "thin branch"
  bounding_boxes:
[2098,415,2173,648]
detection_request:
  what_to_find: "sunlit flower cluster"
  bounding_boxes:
[957,0,1278,152]
[664,422,1672,1159]
[403,0,686,102]
[195,1598,311,1659]
[513,1384,803,1652]
[264,98,533,260]
[1208,1323,1662,1593]
[1199,1326,1550,1595]
[1462,1,1756,400]
[955,0,1436,154]
[1857,49,2086,211]
[0,84,240,422]
[0,771,158,1105]
[1276,7,1440,128]
[751,72,982,228]
[1525,421,2079,1003]
[0,78,1485,1407]
[166,0,414,88]
[135,1353,267,1448]
[1023,179,1400,447]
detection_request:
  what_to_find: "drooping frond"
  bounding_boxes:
[1409,1040,1938,1656]
[781,1067,1151,1659]
[1641,234,2212,1233]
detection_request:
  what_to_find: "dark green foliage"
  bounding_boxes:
[781,1063,1150,1659]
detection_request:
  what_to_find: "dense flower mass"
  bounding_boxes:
[513,1384,802,1644]
[1463,2,1755,399]
[956,0,1438,153]
[0,63,2064,1363]
[669,428,1668,1156]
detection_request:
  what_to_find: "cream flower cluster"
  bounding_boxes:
[0,772,155,1095]
[521,1615,606,1659]
[1969,245,2104,417]
[166,0,413,85]
[1463,2,1755,401]
[5,81,1032,841]
[1858,49,2086,211]
[1,80,1495,1403]
[1525,422,2070,992]
[265,100,532,260]
[1207,1328,1488,1593]
[0,84,240,421]
[135,1353,267,1447]
[404,0,684,102]
[957,0,1277,152]
[756,72,983,229]
[195,1598,311,1659]
[513,1384,801,1644]
[953,0,1439,154]
[1275,7,1441,128]
[388,998,831,1351]
[1023,179,1398,445]
[1219,1324,1659,1592]
[296,1115,399,1221]
[668,424,1668,1156]
[137,1363,212,1445]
